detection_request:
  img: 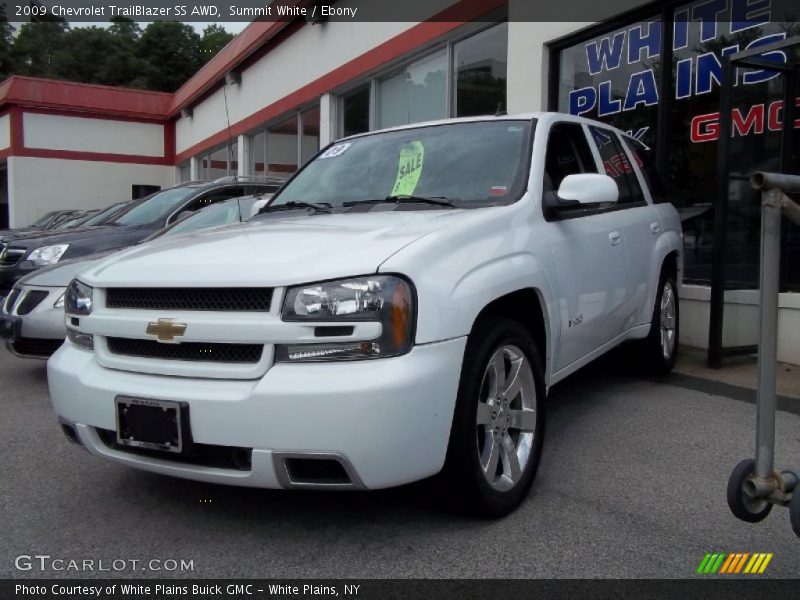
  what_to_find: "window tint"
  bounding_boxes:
[623,137,667,204]
[589,127,643,205]
[543,122,597,193]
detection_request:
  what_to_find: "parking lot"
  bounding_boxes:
[2,349,798,579]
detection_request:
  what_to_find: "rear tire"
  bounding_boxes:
[441,317,545,517]
[639,267,679,375]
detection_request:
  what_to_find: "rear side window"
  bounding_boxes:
[543,122,597,193]
[623,137,668,204]
[589,127,644,205]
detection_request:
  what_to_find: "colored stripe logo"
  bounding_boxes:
[697,553,773,574]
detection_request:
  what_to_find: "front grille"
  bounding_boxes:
[96,429,252,471]
[106,337,263,363]
[106,287,273,311]
[285,458,351,484]
[3,288,20,313]
[16,291,49,315]
[0,247,26,266]
[12,337,63,357]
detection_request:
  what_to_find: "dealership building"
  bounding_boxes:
[0,0,798,363]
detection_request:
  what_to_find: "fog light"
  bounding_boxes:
[67,329,94,350]
[276,341,380,362]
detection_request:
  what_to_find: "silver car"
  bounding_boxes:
[0,195,270,359]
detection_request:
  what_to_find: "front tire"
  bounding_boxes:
[441,317,545,517]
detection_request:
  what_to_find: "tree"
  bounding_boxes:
[200,24,234,64]
[137,21,202,92]
[0,6,15,80]
[10,16,68,78]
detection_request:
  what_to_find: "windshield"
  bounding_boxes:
[159,197,258,238]
[32,212,58,227]
[113,187,198,226]
[271,120,533,209]
[81,203,127,227]
[55,212,96,229]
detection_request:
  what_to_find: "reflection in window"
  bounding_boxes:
[378,50,447,128]
[453,23,508,117]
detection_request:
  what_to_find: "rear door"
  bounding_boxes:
[543,121,629,372]
[588,127,661,328]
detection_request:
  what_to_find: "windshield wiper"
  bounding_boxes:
[342,195,458,209]
[259,200,333,214]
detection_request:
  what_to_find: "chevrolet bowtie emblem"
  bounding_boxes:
[146,318,187,342]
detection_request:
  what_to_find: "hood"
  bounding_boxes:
[17,251,116,287]
[80,210,470,287]
[1,224,117,244]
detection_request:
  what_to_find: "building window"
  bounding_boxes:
[453,22,508,117]
[202,142,236,180]
[267,114,299,176]
[177,162,190,183]
[301,106,320,165]
[338,22,508,136]
[377,49,448,128]
[341,85,370,138]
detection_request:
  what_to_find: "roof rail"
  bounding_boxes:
[212,175,288,184]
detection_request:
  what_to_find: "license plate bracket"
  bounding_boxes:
[115,396,192,454]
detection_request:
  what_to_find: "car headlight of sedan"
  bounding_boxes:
[277,275,415,362]
[27,244,70,266]
[65,279,93,315]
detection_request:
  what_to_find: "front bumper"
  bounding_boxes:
[1,285,65,358]
[48,337,467,489]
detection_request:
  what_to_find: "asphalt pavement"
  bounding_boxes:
[1,349,798,579]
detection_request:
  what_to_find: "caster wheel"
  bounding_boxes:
[727,459,772,523]
[790,481,800,537]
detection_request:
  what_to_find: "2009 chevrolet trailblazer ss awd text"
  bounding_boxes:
[48,114,682,516]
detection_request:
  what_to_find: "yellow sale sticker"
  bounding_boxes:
[391,141,425,196]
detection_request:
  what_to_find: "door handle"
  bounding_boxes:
[650,222,661,234]
[609,231,622,246]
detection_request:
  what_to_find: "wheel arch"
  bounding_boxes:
[471,288,551,379]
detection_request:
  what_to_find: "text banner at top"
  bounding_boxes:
[4,0,800,24]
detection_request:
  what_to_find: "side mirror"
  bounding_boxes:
[557,174,619,206]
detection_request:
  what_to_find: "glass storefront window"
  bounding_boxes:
[557,18,661,149]
[341,85,370,138]
[204,142,236,180]
[377,49,447,128]
[453,23,508,117]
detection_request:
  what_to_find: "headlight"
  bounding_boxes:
[54,292,65,309]
[278,275,415,361]
[65,279,93,315]
[27,244,70,266]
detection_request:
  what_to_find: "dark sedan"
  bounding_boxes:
[0,179,282,296]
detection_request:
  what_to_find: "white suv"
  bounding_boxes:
[48,113,681,516]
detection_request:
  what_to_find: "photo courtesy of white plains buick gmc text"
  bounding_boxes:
[48,113,682,516]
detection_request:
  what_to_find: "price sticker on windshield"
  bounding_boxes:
[320,142,352,159]
[391,141,425,196]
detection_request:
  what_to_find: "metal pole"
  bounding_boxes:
[755,188,782,479]
[708,57,734,368]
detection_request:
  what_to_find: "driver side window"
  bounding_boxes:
[543,122,597,195]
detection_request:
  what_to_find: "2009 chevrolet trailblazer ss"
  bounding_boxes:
[48,114,682,516]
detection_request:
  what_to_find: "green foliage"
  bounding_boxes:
[3,17,233,91]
